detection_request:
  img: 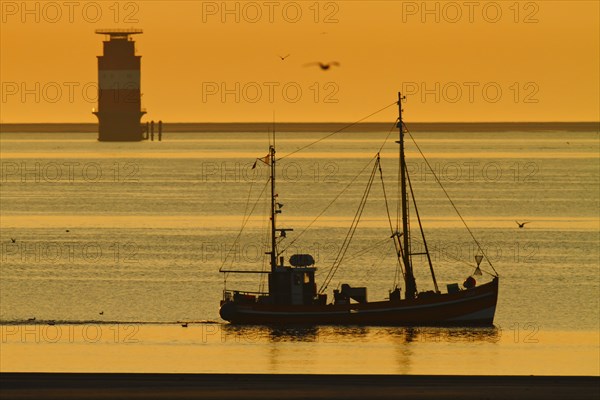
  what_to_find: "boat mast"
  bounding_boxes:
[398,92,417,299]
[269,143,277,271]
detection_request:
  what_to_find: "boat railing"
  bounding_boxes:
[223,289,269,303]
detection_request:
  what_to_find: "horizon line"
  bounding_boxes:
[2,121,599,124]
[2,121,598,133]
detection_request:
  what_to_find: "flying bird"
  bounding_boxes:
[515,221,530,228]
[305,62,340,71]
[278,54,290,61]
[10,238,16,243]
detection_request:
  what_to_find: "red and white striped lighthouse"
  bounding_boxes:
[93,29,146,141]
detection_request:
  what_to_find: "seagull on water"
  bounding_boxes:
[10,238,16,243]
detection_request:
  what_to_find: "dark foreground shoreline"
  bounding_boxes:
[1,374,598,400]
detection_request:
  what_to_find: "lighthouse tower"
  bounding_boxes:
[93,29,146,142]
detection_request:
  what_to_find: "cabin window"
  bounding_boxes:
[304,273,311,284]
[293,273,301,285]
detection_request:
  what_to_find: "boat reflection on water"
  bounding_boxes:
[219,324,501,345]
[218,324,501,374]
[221,324,320,343]
[383,326,502,343]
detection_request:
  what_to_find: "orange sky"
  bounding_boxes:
[1,0,599,122]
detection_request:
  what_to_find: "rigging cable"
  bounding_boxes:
[219,177,270,273]
[377,153,407,289]
[280,120,399,255]
[344,236,391,260]
[353,239,395,286]
[279,154,378,254]
[405,125,499,276]
[409,235,496,277]
[377,118,401,153]
[277,101,398,161]
[406,166,439,292]
[319,157,380,293]
[228,170,256,283]
[240,177,255,220]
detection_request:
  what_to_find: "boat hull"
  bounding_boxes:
[220,277,499,326]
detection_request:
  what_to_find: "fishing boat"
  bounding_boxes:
[219,93,499,326]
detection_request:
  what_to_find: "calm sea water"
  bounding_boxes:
[1,127,598,374]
